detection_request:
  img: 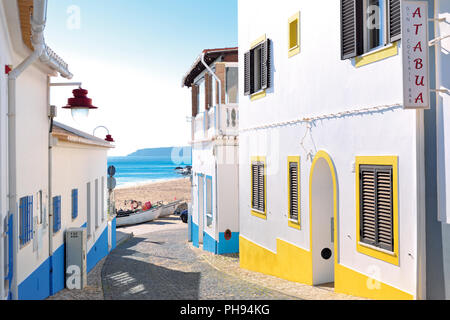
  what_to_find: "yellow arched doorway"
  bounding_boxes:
[309,151,338,286]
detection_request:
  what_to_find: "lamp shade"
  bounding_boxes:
[105,134,115,142]
[63,88,98,111]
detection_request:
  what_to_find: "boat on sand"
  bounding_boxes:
[116,204,163,227]
[160,200,183,218]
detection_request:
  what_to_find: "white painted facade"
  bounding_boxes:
[237,0,435,299]
[0,0,12,300]
[185,50,240,254]
[51,124,112,271]
[436,0,450,224]
[0,1,114,300]
[0,1,55,299]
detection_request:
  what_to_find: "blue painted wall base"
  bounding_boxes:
[192,222,199,248]
[17,224,110,300]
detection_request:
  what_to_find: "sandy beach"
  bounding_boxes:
[113,178,191,210]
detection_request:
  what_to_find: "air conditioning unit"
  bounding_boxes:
[65,228,87,290]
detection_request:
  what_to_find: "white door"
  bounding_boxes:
[311,158,335,285]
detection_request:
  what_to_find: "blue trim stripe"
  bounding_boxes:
[192,222,199,248]
[18,223,111,300]
[218,232,240,254]
[87,226,109,273]
[203,232,217,254]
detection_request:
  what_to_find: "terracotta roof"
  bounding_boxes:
[182,47,238,88]
[52,122,114,149]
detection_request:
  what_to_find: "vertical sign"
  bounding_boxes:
[402,1,430,109]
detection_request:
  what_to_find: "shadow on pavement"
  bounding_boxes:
[102,236,201,300]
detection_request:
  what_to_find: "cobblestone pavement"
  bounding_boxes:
[47,256,105,300]
[194,247,365,300]
[102,227,299,300]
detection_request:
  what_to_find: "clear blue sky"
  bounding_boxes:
[45,0,238,156]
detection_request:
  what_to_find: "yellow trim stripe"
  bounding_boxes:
[355,42,399,68]
[240,236,313,286]
[335,264,413,300]
[251,34,267,49]
[250,90,267,101]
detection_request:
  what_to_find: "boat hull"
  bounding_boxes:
[160,200,182,218]
[116,206,162,227]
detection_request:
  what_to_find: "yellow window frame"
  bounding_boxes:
[287,156,301,229]
[355,42,399,68]
[250,34,267,101]
[288,12,300,58]
[251,156,267,220]
[355,156,399,266]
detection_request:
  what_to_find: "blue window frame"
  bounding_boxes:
[53,196,61,233]
[72,189,78,220]
[19,196,33,247]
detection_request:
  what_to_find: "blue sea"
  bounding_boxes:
[107,156,192,188]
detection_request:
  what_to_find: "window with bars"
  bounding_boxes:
[288,159,300,226]
[53,196,62,234]
[72,189,78,220]
[19,196,33,247]
[340,0,401,60]
[359,165,394,252]
[251,160,266,215]
[244,39,271,96]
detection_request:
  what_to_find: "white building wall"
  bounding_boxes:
[436,0,450,224]
[52,142,109,255]
[216,144,239,235]
[0,1,12,300]
[239,0,420,296]
[191,143,216,238]
[15,64,50,288]
[435,0,450,299]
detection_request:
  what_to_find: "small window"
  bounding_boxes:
[288,157,300,228]
[244,38,271,96]
[53,196,61,234]
[95,179,99,229]
[226,67,239,104]
[288,12,300,57]
[251,158,266,218]
[364,0,384,53]
[72,189,78,220]
[206,177,213,227]
[340,0,401,60]
[101,177,105,222]
[197,78,205,113]
[359,165,394,252]
[19,196,33,247]
[87,182,91,237]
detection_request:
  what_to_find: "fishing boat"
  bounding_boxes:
[159,200,183,218]
[116,203,163,227]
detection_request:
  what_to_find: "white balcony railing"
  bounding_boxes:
[192,104,239,142]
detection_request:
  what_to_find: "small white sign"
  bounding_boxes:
[402,1,430,109]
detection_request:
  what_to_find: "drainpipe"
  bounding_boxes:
[8,0,72,300]
[201,53,223,135]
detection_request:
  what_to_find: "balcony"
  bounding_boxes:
[192,104,239,142]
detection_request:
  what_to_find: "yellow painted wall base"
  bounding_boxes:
[335,264,414,300]
[239,236,313,286]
